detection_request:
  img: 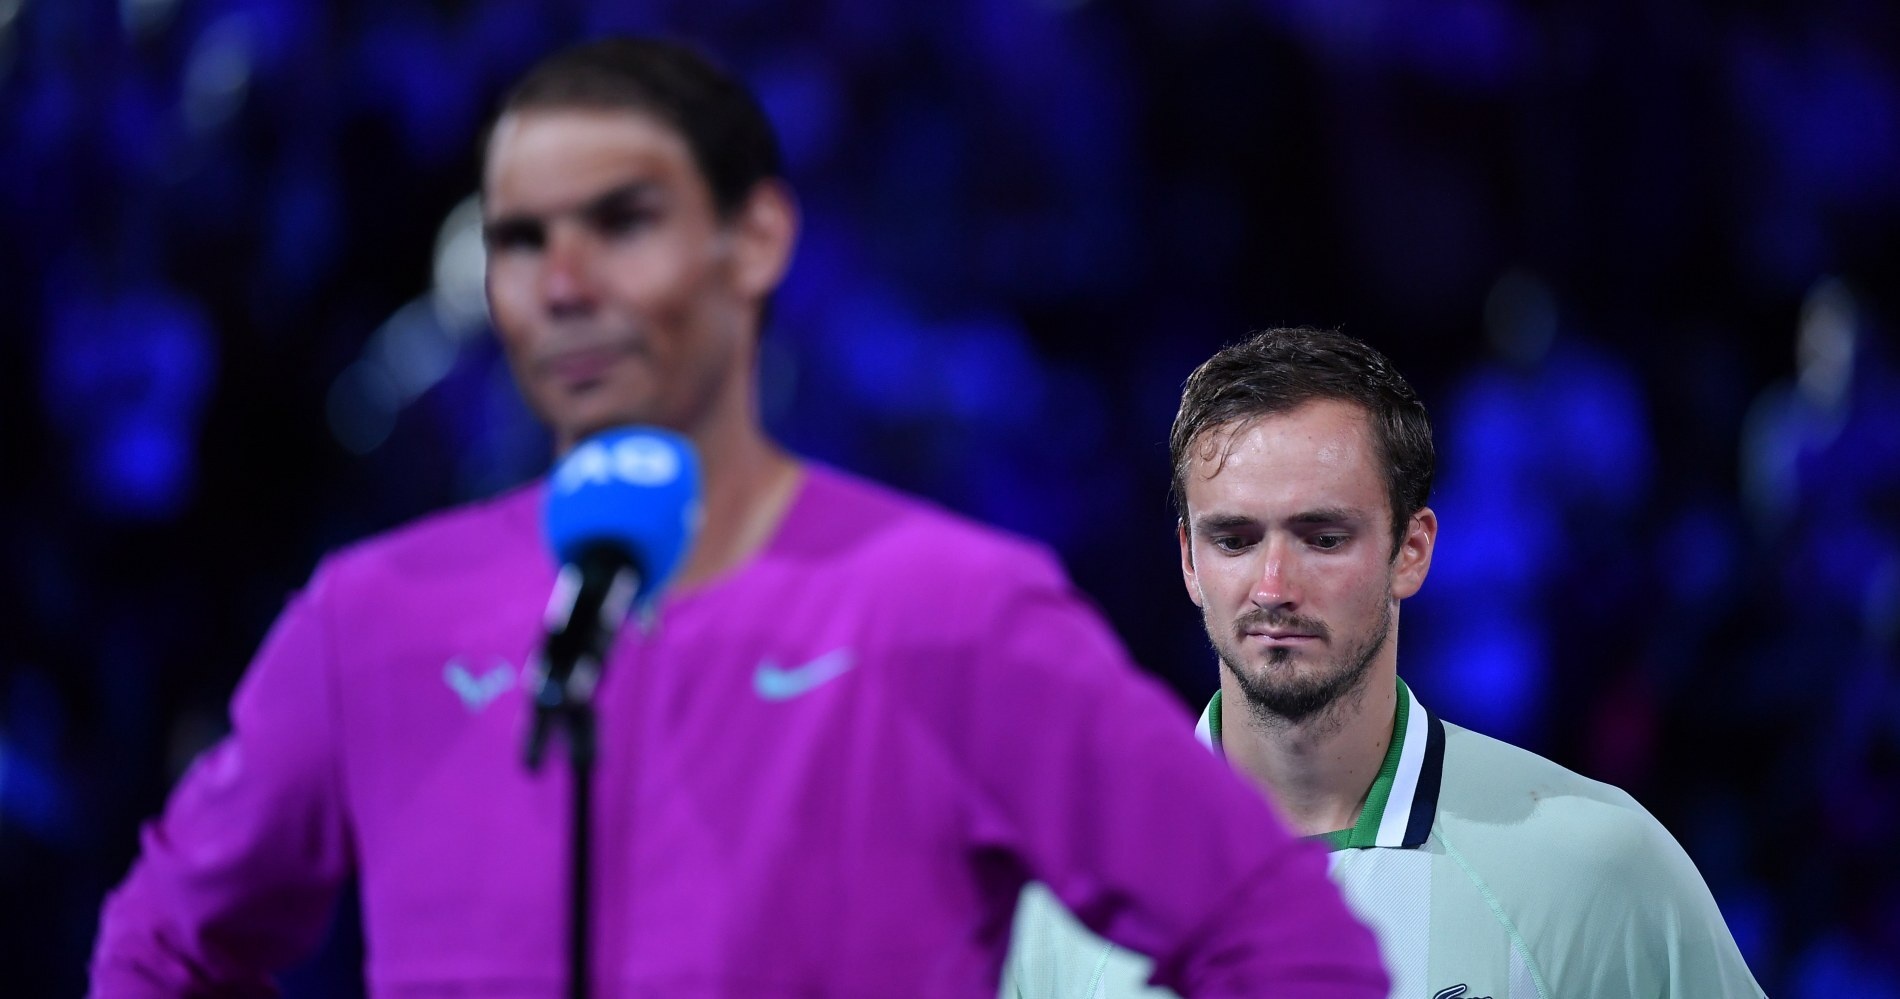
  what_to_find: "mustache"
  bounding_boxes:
[1232,608,1330,641]
[535,337,644,363]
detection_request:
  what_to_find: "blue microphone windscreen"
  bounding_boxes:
[543,426,703,602]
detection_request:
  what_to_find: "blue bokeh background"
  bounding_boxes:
[3,0,1898,994]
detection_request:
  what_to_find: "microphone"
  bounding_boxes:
[526,426,702,769]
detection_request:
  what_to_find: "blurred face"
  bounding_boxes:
[482,108,791,451]
[1179,399,1435,725]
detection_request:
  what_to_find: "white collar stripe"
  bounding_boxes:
[1374,681,1431,847]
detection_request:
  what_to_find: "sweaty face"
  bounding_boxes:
[482,108,759,452]
[1179,399,1432,727]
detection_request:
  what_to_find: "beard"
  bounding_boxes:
[1211,596,1391,730]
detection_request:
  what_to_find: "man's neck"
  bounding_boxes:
[1220,667,1399,838]
[673,411,801,591]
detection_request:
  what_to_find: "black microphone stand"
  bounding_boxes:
[526,552,639,999]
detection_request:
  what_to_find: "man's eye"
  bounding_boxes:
[484,223,543,253]
[1310,534,1347,551]
[1212,536,1250,553]
[592,206,654,237]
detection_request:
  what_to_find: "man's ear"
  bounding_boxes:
[730,179,799,300]
[1179,519,1204,608]
[1391,506,1437,600]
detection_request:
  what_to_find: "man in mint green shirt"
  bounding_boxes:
[1003,328,1762,998]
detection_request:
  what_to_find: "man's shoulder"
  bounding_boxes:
[316,481,544,591]
[1430,728,1763,995]
[1439,723,1638,809]
[798,464,1065,582]
[1435,722,1682,889]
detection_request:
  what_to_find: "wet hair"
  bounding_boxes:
[493,37,783,218]
[1170,327,1434,555]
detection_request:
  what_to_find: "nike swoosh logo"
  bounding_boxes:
[754,648,855,701]
[445,659,517,711]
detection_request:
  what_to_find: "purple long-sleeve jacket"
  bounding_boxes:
[92,465,1386,997]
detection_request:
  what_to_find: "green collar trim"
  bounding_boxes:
[1309,827,1354,851]
[1194,676,1443,851]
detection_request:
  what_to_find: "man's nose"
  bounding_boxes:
[1250,537,1300,610]
[539,227,597,314]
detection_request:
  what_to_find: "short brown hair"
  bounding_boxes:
[1170,327,1434,554]
[494,37,782,219]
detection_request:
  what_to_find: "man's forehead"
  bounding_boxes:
[1182,403,1384,510]
[480,178,663,228]
[1188,402,1374,466]
[1188,416,1260,469]
[482,107,696,211]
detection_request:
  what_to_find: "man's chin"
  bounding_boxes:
[551,400,668,448]
[1225,648,1315,680]
[1221,656,1362,725]
[1242,683,1348,726]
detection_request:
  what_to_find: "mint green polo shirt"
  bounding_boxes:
[1002,679,1763,999]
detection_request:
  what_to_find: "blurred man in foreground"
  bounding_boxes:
[1004,328,1762,998]
[90,40,1385,997]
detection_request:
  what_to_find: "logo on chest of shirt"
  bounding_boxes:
[753,648,856,701]
[444,658,518,711]
[1433,986,1492,999]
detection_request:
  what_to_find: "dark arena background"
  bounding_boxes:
[3,1,1899,995]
